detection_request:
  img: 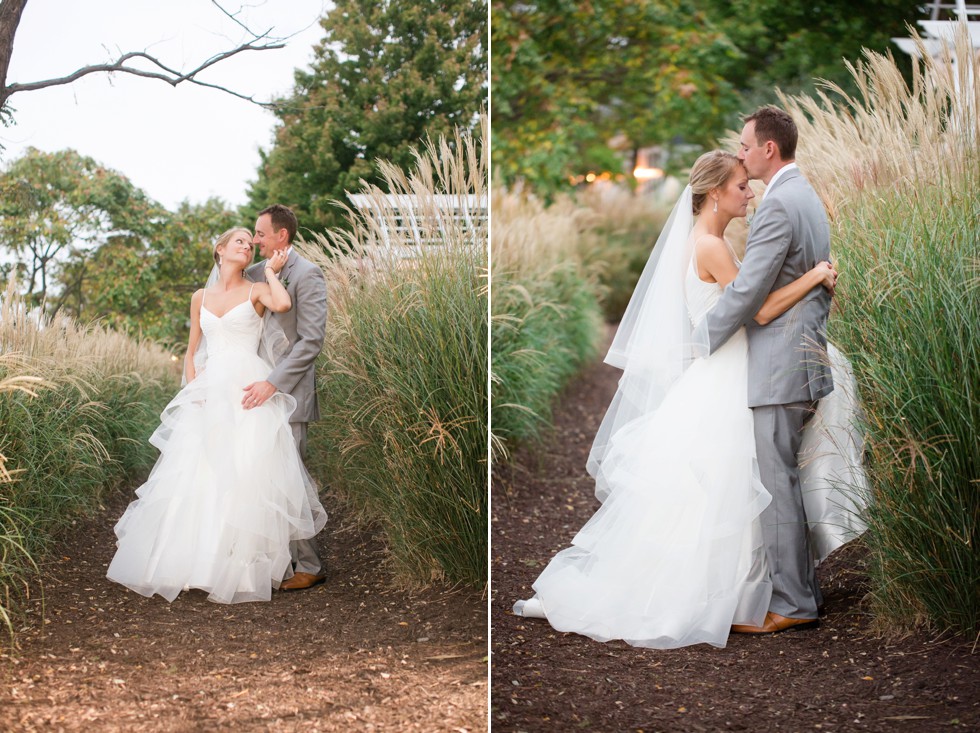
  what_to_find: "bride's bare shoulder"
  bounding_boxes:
[693,232,739,283]
[693,232,729,259]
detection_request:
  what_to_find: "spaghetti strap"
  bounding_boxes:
[723,238,742,267]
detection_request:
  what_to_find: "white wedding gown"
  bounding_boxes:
[513,255,868,648]
[106,296,326,604]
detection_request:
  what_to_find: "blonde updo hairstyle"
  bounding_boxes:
[212,227,253,266]
[689,151,742,216]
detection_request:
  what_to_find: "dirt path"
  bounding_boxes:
[1,488,487,731]
[491,325,978,732]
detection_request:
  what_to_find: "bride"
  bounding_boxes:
[512,151,867,648]
[106,227,326,604]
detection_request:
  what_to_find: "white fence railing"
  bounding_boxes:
[348,193,487,257]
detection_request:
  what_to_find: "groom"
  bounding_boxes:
[698,106,836,633]
[244,203,329,591]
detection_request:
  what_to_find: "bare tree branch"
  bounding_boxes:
[209,0,274,39]
[2,38,285,108]
[0,1,322,111]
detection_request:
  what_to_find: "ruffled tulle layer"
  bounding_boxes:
[106,345,326,604]
[519,331,770,648]
[514,334,868,648]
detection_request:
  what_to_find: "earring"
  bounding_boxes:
[713,200,718,213]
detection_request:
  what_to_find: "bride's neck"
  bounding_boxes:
[694,211,733,238]
[216,265,245,289]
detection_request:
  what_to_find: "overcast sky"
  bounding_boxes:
[1,0,329,211]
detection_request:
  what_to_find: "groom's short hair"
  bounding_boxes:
[259,204,298,243]
[744,106,797,160]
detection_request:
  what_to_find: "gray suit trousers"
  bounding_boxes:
[289,422,324,577]
[753,402,823,618]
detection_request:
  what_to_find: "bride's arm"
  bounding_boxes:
[183,289,204,383]
[254,249,292,313]
[696,238,836,326]
[754,263,835,325]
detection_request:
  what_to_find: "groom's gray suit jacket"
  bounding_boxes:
[704,167,834,405]
[247,250,328,424]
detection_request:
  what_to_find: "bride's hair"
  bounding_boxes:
[689,151,741,215]
[213,227,254,266]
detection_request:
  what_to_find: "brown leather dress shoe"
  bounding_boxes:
[279,572,326,591]
[731,611,819,634]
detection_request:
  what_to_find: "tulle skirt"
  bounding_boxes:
[514,333,867,648]
[106,346,326,604]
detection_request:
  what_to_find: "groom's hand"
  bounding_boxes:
[242,380,277,409]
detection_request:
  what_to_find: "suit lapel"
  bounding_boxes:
[281,250,298,288]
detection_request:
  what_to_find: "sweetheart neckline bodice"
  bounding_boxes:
[201,299,259,320]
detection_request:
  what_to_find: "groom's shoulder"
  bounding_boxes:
[291,252,322,276]
[769,169,819,204]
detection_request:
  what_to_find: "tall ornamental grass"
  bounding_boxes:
[490,189,604,460]
[574,186,669,321]
[299,122,487,588]
[784,24,979,633]
[490,183,667,460]
[0,281,177,640]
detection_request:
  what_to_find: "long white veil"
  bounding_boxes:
[183,264,291,386]
[587,186,698,500]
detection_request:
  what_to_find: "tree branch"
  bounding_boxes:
[209,0,274,39]
[0,0,28,96]
[2,40,285,108]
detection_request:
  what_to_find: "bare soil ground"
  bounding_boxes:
[491,326,978,732]
[1,489,487,731]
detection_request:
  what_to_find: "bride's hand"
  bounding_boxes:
[814,261,837,293]
[264,247,290,276]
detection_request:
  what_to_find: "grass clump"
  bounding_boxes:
[299,121,487,588]
[574,186,669,321]
[490,189,605,460]
[784,23,979,634]
[0,281,177,642]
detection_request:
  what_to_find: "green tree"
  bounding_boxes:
[696,0,916,104]
[245,0,488,234]
[0,148,165,306]
[0,148,239,350]
[491,0,743,193]
[71,199,239,350]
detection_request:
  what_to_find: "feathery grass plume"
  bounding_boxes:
[297,117,487,587]
[781,21,979,634]
[0,279,177,644]
[782,23,980,219]
[490,186,605,461]
[0,360,53,643]
[573,186,670,321]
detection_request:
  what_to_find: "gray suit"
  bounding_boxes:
[247,250,328,576]
[704,166,833,618]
